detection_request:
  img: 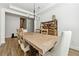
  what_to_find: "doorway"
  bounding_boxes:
[20,17,26,29]
[27,18,34,32]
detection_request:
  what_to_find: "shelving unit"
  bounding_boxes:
[40,19,58,36]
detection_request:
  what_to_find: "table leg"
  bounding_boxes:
[29,45,38,56]
[38,53,42,56]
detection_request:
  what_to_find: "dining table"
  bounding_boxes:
[20,32,58,56]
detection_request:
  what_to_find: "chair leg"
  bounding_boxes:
[18,44,19,48]
[24,52,27,56]
[39,53,42,56]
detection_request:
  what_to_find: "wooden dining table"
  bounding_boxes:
[20,32,58,55]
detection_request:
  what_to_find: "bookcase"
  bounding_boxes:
[40,19,58,36]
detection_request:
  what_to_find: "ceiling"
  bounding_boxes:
[0,3,56,14]
[10,3,55,13]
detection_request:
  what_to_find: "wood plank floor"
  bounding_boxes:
[0,38,79,56]
[68,48,79,56]
[0,38,24,56]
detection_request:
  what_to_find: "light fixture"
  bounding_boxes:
[33,3,35,20]
[33,3,40,19]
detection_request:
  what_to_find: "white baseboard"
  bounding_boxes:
[70,45,79,51]
[0,37,5,46]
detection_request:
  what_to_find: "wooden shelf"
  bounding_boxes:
[40,19,58,36]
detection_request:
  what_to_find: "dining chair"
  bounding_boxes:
[16,29,21,45]
[36,29,41,33]
[17,28,27,42]
[20,39,30,56]
[44,31,72,56]
[17,28,30,56]
[23,29,27,32]
[41,29,48,35]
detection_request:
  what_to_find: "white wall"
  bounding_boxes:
[36,4,79,51]
[0,4,34,45]
[5,13,20,38]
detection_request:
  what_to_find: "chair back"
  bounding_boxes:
[23,29,27,32]
[54,31,72,56]
[17,28,29,53]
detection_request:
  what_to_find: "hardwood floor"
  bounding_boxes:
[68,48,79,56]
[0,38,79,56]
[0,38,24,56]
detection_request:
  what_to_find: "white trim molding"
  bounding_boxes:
[9,5,34,15]
[0,8,5,45]
[5,8,34,18]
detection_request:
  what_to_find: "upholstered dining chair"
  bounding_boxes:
[44,31,72,56]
